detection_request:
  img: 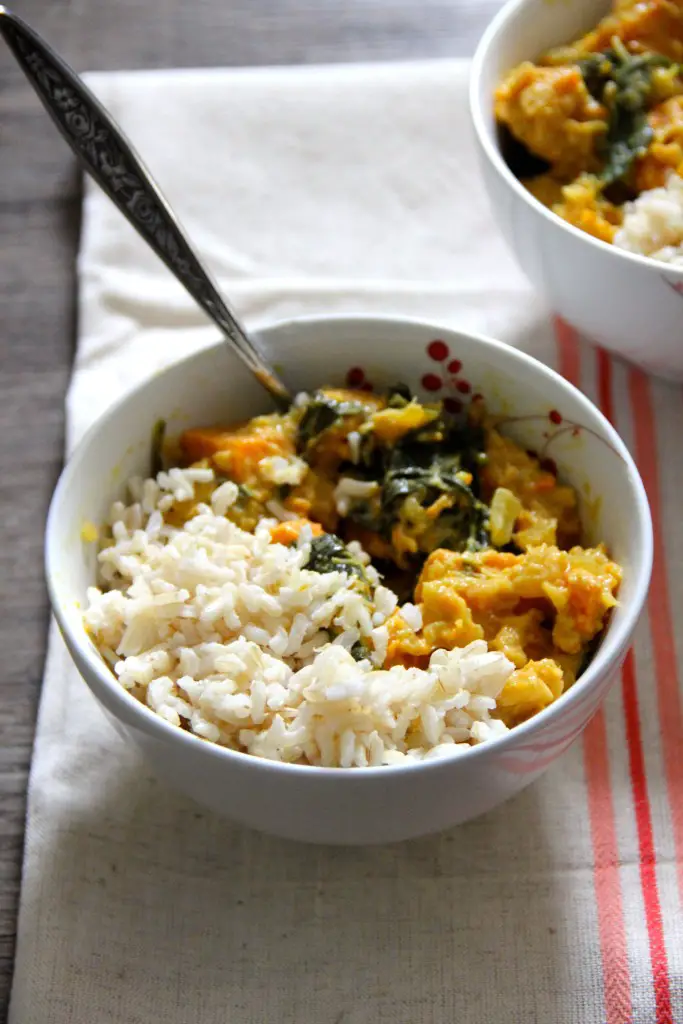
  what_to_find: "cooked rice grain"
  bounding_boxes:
[614,172,683,265]
[84,467,513,766]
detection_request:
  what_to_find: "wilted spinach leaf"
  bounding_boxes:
[304,532,369,588]
[350,640,373,662]
[297,392,368,452]
[339,409,491,555]
[385,383,413,409]
[298,383,492,561]
[578,46,677,185]
[380,441,490,552]
[150,419,166,476]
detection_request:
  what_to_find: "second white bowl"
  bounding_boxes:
[470,0,683,378]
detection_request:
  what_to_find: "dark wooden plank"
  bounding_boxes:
[0,0,504,1017]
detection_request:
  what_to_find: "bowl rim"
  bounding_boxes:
[469,0,683,279]
[45,312,654,779]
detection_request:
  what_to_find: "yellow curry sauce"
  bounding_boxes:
[164,386,621,729]
[495,0,683,243]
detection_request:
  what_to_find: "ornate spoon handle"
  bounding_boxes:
[0,5,292,408]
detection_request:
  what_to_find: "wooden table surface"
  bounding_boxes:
[0,0,503,1014]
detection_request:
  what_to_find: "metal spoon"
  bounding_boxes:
[0,5,293,409]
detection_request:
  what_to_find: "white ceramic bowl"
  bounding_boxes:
[46,315,652,844]
[470,0,683,378]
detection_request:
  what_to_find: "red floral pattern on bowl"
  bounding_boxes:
[345,338,622,464]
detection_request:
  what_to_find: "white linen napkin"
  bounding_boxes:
[10,60,683,1024]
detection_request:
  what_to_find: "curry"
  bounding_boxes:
[153,384,622,730]
[495,0,683,244]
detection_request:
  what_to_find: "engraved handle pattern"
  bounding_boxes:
[0,6,291,406]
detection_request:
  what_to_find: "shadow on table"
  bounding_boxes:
[12,744,599,1024]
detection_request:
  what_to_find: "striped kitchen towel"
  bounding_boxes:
[10,60,682,1024]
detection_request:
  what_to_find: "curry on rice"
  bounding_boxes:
[494,0,683,262]
[149,385,621,731]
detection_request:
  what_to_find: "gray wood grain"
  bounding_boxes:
[0,0,503,1016]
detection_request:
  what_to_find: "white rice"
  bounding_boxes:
[614,172,683,265]
[347,431,362,464]
[399,603,423,632]
[333,476,380,517]
[84,466,513,767]
[258,454,308,486]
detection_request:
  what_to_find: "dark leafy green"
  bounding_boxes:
[150,419,166,476]
[379,441,490,552]
[350,640,373,662]
[333,387,491,556]
[385,383,413,409]
[295,382,492,562]
[297,392,367,452]
[341,496,382,531]
[578,45,677,186]
[304,532,369,588]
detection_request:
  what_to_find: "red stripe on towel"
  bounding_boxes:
[555,320,632,1024]
[600,351,672,1024]
[628,367,683,903]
